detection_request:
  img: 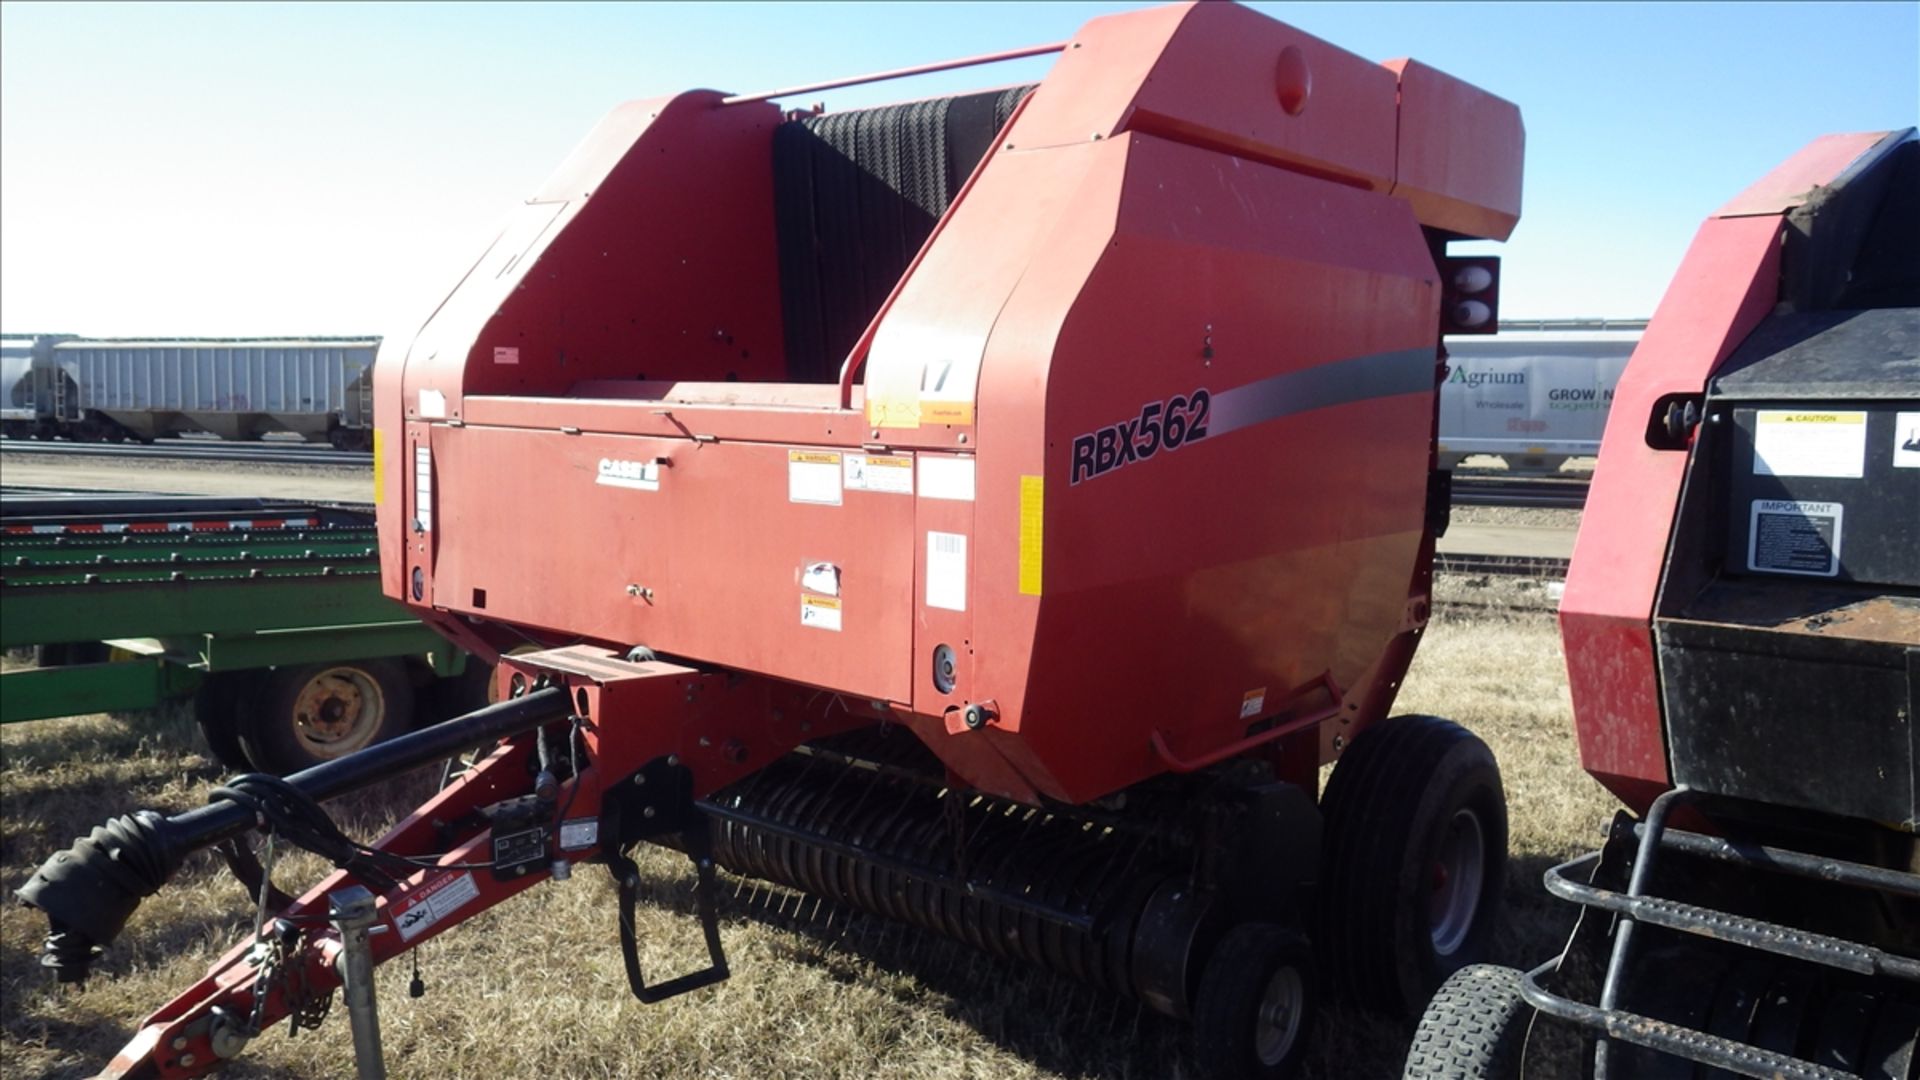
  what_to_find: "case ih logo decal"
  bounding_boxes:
[1071,389,1211,485]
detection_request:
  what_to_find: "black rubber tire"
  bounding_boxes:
[192,672,258,772]
[1403,964,1531,1079]
[1191,923,1316,1080]
[237,659,415,775]
[1318,714,1508,1017]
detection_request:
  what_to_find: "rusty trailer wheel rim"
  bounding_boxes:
[291,667,385,758]
[1428,807,1487,957]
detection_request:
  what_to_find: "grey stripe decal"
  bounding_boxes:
[1208,346,1436,438]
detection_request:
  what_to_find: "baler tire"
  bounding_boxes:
[1402,964,1531,1079]
[238,659,415,775]
[192,673,258,773]
[1317,714,1508,1018]
[1191,923,1315,1080]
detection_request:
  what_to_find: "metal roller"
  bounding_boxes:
[702,744,1200,1003]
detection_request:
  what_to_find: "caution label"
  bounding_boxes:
[1748,499,1842,577]
[1754,411,1865,479]
[800,594,842,631]
[1239,688,1267,720]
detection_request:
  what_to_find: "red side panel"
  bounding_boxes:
[1381,59,1525,242]
[1015,2,1400,191]
[1717,130,1893,216]
[1559,214,1782,809]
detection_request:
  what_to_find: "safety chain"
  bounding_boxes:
[242,833,333,1038]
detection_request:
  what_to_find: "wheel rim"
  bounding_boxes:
[1428,807,1487,956]
[1253,965,1305,1066]
[290,667,385,758]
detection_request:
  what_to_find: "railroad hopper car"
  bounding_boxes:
[0,336,39,430]
[1438,323,1642,473]
[22,4,1526,1077]
[0,336,377,448]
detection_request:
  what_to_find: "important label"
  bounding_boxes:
[788,450,843,505]
[493,346,519,365]
[801,594,843,631]
[1895,411,1920,469]
[926,531,968,611]
[1754,411,1866,478]
[1748,500,1843,577]
[393,870,480,942]
[844,453,913,494]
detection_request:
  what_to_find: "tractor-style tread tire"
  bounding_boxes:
[1318,714,1508,1018]
[237,659,414,775]
[1403,964,1531,1079]
[1192,923,1316,1080]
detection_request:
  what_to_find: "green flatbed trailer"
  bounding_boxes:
[0,495,478,772]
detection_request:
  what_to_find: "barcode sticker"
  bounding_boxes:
[413,445,433,532]
[926,532,967,611]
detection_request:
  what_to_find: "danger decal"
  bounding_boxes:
[1070,389,1210,485]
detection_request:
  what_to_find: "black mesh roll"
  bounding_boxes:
[772,84,1036,383]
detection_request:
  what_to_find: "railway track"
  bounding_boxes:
[1435,551,1570,578]
[1449,475,1588,509]
[0,438,371,468]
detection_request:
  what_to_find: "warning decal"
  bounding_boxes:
[1754,411,1865,479]
[801,594,842,631]
[844,453,913,494]
[1748,499,1842,578]
[788,450,843,505]
[1240,688,1267,720]
[393,870,481,942]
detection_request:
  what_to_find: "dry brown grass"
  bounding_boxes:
[2,586,1613,1080]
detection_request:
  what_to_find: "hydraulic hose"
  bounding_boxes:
[17,685,570,981]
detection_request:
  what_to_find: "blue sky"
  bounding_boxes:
[2,2,1915,337]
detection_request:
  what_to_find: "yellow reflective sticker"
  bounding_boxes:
[1018,475,1043,596]
[372,428,384,504]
